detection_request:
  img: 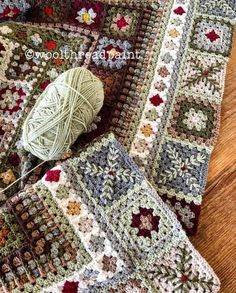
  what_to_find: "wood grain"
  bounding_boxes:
[191,29,236,293]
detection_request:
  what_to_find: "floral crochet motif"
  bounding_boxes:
[62,281,79,293]
[71,1,104,29]
[131,207,160,238]
[92,37,132,69]
[183,108,208,131]
[76,8,97,25]
[45,169,61,182]
[0,169,16,185]
[67,201,81,216]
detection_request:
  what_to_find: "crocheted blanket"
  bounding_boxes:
[0,133,220,292]
[0,0,235,236]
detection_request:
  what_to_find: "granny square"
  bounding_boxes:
[69,0,105,29]
[92,37,133,70]
[76,139,144,207]
[190,16,233,56]
[103,6,140,37]
[180,51,226,101]
[153,138,210,202]
[105,188,178,263]
[167,95,221,146]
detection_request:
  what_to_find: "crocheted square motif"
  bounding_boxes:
[69,0,105,29]
[105,187,178,263]
[0,82,30,116]
[190,16,233,56]
[153,138,210,203]
[103,6,140,37]
[76,139,143,207]
[168,96,220,146]
[180,51,226,101]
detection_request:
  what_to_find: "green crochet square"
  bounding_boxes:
[190,16,233,57]
[105,185,180,265]
[168,95,220,146]
[180,51,226,101]
[103,6,140,37]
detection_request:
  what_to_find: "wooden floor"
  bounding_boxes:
[191,30,236,292]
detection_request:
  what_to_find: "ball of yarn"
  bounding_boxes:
[22,67,104,161]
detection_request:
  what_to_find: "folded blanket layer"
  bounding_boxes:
[0,133,220,292]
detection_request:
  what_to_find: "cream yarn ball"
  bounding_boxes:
[22,67,104,161]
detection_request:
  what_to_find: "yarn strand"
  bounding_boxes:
[0,161,46,195]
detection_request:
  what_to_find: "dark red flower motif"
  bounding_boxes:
[40,80,51,90]
[150,94,163,107]
[181,275,189,282]
[131,207,160,238]
[44,6,54,17]
[8,153,21,167]
[174,6,186,15]
[116,16,129,30]
[45,170,61,182]
[44,40,57,51]
[1,6,21,20]
[62,281,79,293]
[205,30,220,42]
